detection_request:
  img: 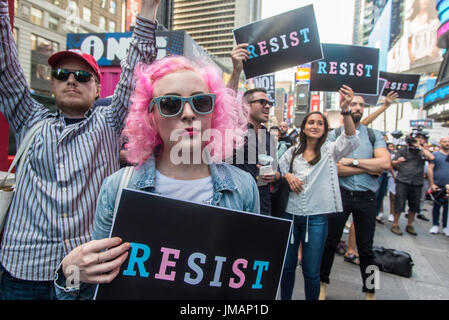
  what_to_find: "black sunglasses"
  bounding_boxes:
[51,68,95,83]
[149,94,216,118]
[250,99,273,107]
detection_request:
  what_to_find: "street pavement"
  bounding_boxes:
[287,198,449,300]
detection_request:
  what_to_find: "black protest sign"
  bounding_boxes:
[379,72,421,100]
[233,5,322,79]
[309,43,379,94]
[253,74,276,105]
[358,78,387,106]
[94,190,292,300]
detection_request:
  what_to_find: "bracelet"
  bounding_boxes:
[340,110,351,116]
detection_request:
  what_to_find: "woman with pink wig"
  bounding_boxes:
[53,56,259,299]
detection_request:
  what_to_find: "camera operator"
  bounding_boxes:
[427,137,449,236]
[390,132,434,235]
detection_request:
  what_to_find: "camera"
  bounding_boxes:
[405,135,417,148]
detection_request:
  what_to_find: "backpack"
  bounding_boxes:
[334,126,376,148]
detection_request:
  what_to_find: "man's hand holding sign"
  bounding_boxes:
[232,5,323,79]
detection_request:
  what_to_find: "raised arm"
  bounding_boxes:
[361,91,399,126]
[339,85,356,137]
[0,1,45,136]
[226,43,249,93]
[108,0,160,133]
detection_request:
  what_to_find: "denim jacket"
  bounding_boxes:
[54,156,260,299]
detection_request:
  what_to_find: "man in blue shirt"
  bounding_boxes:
[427,137,449,236]
[320,94,390,300]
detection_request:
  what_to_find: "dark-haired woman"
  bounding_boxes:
[279,85,360,300]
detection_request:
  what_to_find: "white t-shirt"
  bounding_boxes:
[154,170,214,205]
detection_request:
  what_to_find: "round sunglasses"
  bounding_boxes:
[51,68,96,83]
[149,94,216,118]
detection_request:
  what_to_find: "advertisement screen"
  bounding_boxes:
[368,0,392,71]
[389,0,442,72]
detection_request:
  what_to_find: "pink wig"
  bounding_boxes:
[123,55,248,166]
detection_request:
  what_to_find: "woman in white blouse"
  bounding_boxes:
[279,85,360,300]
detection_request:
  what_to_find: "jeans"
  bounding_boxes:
[0,264,56,300]
[320,188,377,293]
[432,200,448,228]
[376,172,388,215]
[280,213,328,300]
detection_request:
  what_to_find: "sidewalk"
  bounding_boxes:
[289,199,449,300]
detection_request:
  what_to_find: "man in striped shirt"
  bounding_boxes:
[0,0,160,299]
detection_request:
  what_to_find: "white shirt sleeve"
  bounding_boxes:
[279,146,296,175]
[329,130,360,162]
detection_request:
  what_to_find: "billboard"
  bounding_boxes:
[388,0,442,72]
[67,31,216,68]
[368,0,392,71]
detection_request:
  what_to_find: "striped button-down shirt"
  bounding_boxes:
[0,2,157,281]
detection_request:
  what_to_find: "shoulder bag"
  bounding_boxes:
[270,149,295,218]
[0,120,46,231]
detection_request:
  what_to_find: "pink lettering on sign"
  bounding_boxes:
[258,41,269,55]
[155,247,180,281]
[384,81,415,92]
[229,258,248,289]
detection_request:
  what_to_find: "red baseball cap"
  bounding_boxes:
[48,49,102,83]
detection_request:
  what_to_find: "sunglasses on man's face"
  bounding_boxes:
[149,94,216,118]
[51,68,95,83]
[250,99,273,107]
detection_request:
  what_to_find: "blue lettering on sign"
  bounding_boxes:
[123,242,151,277]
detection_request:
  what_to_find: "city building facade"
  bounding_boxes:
[171,0,262,68]
[353,0,445,142]
[13,0,125,97]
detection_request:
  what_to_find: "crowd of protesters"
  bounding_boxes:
[0,0,448,302]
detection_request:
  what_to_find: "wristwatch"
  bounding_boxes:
[352,158,359,167]
[341,109,351,116]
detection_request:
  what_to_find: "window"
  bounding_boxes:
[48,15,59,31]
[30,34,59,55]
[100,0,107,9]
[50,0,62,6]
[30,34,59,94]
[83,7,91,23]
[108,21,116,32]
[99,16,106,30]
[30,7,43,25]
[110,1,116,14]
[68,0,77,15]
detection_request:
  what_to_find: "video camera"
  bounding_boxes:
[406,127,429,149]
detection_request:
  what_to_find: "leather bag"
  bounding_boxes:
[373,246,414,278]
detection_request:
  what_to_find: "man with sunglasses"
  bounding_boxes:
[0,0,160,300]
[235,88,279,216]
[227,44,279,216]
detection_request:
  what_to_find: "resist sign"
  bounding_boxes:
[309,43,380,94]
[94,190,292,300]
[379,71,421,100]
[233,5,322,79]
